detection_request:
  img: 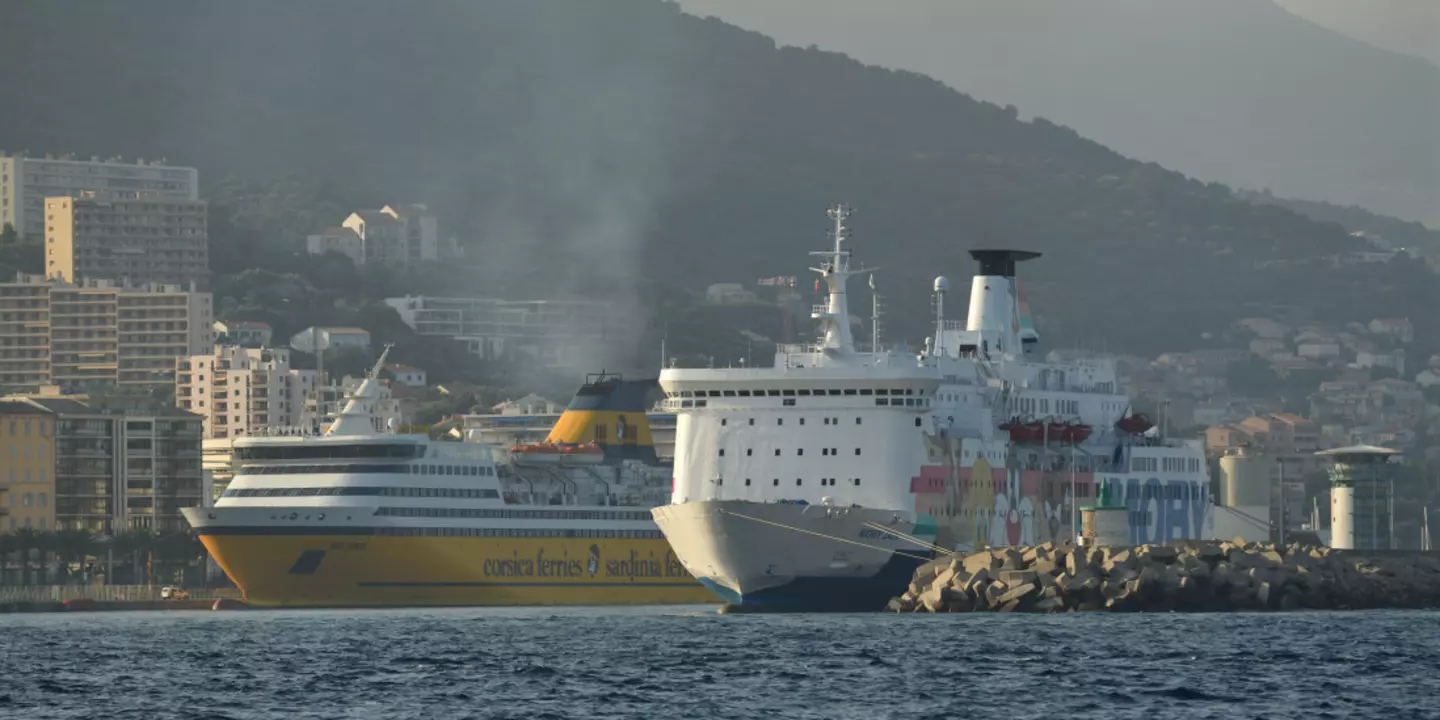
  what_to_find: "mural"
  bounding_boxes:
[913,433,1212,549]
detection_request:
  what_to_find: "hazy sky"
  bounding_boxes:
[1273,0,1439,67]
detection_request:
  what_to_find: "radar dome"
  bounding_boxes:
[933,276,950,293]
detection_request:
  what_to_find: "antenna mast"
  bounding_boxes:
[870,273,882,352]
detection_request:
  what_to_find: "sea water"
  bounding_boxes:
[2,607,1436,719]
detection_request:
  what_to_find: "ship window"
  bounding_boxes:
[844,389,857,396]
[828,389,841,396]
[773,479,779,486]
[748,418,755,426]
[746,449,753,456]
[796,479,802,486]
[859,389,872,396]
[767,390,781,397]
[777,419,783,426]
[775,449,781,456]
[745,479,752,486]
[797,449,803,456]
[783,399,795,406]
[822,448,829,456]
[797,390,811,396]
[723,390,736,397]
[855,448,861,456]
[799,418,805,425]
[915,418,922,427]
[855,478,861,485]
[681,400,694,408]
[719,449,725,457]
[721,419,727,426]
[876,399,888,406]
[782,390,795,396]
[737,390,751,397]
[823,418,830,426]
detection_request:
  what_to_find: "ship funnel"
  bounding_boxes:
[544,372,660,465]
[964,250,1041,356]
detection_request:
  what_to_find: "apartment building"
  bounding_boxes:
[307,204,439,267]
[0,274,214,393]
[0,154,199,239]
[384,295,612,369]
[45,196,210,287]
[176,346,317,439]
[0,400,57,532]
[3,396,203,533]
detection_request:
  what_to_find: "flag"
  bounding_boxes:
[814,278,820,293]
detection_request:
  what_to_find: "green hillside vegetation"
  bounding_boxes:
[1,0,1437,377]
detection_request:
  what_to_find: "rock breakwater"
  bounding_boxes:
[888,540,1440,613]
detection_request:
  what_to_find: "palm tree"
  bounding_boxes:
[51,529,96,585]
[0,533,13,586]
[10,528,42,585]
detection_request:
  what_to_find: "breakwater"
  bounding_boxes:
[888,540,1440,613]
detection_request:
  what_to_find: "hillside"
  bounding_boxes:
[0,0,1435,367]
[678,0,1440,226]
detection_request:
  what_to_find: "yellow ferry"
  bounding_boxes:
[182,349,713,607]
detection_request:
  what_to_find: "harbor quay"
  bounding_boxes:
[889,539,1440,613]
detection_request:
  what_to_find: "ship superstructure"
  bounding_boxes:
[183,349,711,607]
[653,206,1211,610]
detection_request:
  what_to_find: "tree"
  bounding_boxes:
[10,528,46,585]
[51,529,96,584]
[0,223,16,245]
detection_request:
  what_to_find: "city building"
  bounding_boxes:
[5,396,203,533]
[290,326,372,354]
[306,204,439,267]
[213,320,273,348]
[1368,318,1414,344]
[0,153,199,239]
[0,274,214,393]
[44,196,209,287]
[304,226,363,265]
[1206,412,1321,482]
[0,400,56,532]
[175,346,318,439]
[383,363,426,388]
[384,295,613,369]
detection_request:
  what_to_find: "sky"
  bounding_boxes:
[1273,0,1439,67]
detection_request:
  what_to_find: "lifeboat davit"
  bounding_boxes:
[1063,424,1093,444]
[1115,413,1154,435]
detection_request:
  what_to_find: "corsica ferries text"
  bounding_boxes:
[480,546,689,581]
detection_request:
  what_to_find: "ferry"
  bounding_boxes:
[652,206,1213,611]
[183,350,714,607]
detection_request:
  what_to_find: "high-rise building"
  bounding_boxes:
[0,154,199,239]
[0,401,57,532]
[176,345,317,439]
[44,196,210,287]
[0,274,214,393]
[3,396,203,533]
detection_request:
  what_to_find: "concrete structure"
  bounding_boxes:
[1207,413,1320,483]
[385,295,613,369]
[0,401,56,532]
[290,326,372,354]
[1079,485,1129,547]
[175,346,318,439]
[0,274,214,393]
[383,363,426,387]
[213,320,272,348]
[0,153,199,239]
[44,197,209,287]
[5,396,203,533]
[329,204,439,266]
[1318,445,1399,551]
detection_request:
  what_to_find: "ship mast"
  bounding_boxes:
[808,205,875,357]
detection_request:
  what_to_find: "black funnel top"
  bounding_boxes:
[968,250,1042,277]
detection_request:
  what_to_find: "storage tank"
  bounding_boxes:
[1218,447,1270,507]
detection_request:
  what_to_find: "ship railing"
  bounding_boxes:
[0,585,245,603]
[810,304,830,317]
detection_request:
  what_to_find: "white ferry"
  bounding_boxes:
[652,206,1212,611]
[182,350,712,607]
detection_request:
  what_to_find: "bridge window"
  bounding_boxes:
[782,390,795,396]
[859,389,872,396]
[767,390,781,397]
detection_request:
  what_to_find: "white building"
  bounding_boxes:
[384,295,613,369]
[1357,350,1406,376]
[305,226,364,265]
[0,153,199,239]
[213,320,273,348]
[705,282,758,305]
[384,363,427,387]
[175,346,317,439]
[290,326,373,354]
[1368,318,1414,344]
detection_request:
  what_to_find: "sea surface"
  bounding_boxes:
[1,606,1437,719]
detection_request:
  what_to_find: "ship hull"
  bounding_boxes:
[196,531,715,608]
[652,500,933,612]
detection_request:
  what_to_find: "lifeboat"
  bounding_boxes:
[1063,424,1093,444]
[509,441,604,466]
[1115,413,1154,435]
[999,419,1045,443]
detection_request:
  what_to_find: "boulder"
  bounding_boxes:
[920,584,947,612]
[885,597,910,613]
[998,599,1021,612]
[965,569,993,594]
[997,582,1040,606]
[1031,558,1060,577]
[999,570,1038,588]
[1195,544,1225,563]
[995,548,1024,570]
[1034,596,1065,613]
